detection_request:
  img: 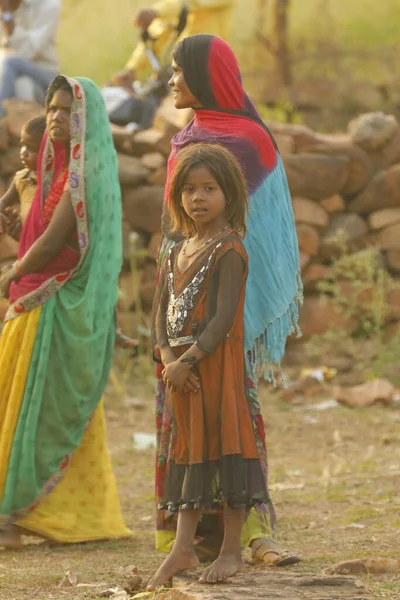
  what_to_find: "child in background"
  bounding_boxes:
[0,114,135,350]
[0,115,46,239]
[148,143,269,590]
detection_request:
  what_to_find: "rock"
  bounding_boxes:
[167,570,369,600]
[386,251,400,274]
[369,208,400,230]
[121,220,133,263]
[333,379,395,408]
[266,122,322,153]
[299,296,357,338]
[321,194,345,213]
[349,165,400,214]
[308,142,372,196]
[139,280,156,310]
[110,124,134,154]
[302,263,330,293]
[137,260,158,310]
[365,125,400,172]
[324,558,400,576]
[148,232,162,260]
[319,213,368,261]
[153,95,193,136]
[385,321,400,338]
[376,223,400,252]
[147,165,168,186]
[387,288,400,322]
[0,178,7,197]
[117,153,150,186]
[348,111,398,150]
[0,146,22,176]
[0,116,9,152]
[337,280,374,313]
[132,128,172,157]
[296,224,319,256]
[299,250,310,270]
[292,197,329,228]
[141,260,157,284]
[378,124,400,168]
[284,153,349,200]
[273,133,294,156]
[3,98,43,144]
[0,235,18,261]
[140,152,165,170]
[122,185,163,234]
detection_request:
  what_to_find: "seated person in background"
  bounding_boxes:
[106,0,234,130]
[0,0,60,115]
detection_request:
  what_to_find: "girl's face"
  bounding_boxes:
[168,59,201,109]
[181,166,226,227]
[46,89,73,145]
[20,128,40,172]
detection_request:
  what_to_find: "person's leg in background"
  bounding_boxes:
[0,54,55,114]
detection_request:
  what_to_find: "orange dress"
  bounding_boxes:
[154,233,268,511]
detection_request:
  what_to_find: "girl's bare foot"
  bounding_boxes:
[0,526,22,549]
[147,548,199,591]
[199,552,244,584]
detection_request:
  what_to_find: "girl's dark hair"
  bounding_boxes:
[45,75,73,111]
[168,143,248,238]
[23,115,46,144]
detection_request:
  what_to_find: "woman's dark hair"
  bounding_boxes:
[168,143,248,238]
[45,75,73,111]
[22,115,46,145]
[172,35,215,108]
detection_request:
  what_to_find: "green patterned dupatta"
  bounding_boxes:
[0,77,122,524]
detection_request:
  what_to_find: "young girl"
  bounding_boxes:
[0,115,46,238]
[149,143,269,590]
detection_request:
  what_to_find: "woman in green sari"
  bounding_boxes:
[0,75,130,548]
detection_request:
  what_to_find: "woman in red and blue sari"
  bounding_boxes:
[155,34,303,567]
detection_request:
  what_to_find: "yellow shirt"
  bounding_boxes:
[125,0,234,82]
[14,168,37,223]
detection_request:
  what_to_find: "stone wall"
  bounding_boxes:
[1,99,399,335]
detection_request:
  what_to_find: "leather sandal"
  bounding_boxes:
[251,538,301,567]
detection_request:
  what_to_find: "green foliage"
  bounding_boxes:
[305,233,400,381]
[257,100,302,124]
[317,234,396,338]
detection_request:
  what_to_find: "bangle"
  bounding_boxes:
[14,261,25,278]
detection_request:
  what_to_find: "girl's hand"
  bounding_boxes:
[160,346,177,368]
[163,360,199,391]
[183,369,200,394]
[4,207,22,241]
[0,265,18,299]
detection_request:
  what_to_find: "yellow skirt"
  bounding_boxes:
[0,307,131,542]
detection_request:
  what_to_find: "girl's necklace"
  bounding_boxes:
[182,224,230,259]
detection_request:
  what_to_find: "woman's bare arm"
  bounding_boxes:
[18,191,77,275]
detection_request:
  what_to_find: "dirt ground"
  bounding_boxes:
[0,357,399,600]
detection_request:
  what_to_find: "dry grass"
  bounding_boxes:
[0,358,399,599]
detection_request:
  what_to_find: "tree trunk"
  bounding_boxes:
[272,0,292,88]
